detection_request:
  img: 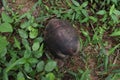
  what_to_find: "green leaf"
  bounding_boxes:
[0,23,13,32]
[81,1,88,7]
[96,10,107,15]
[36,61,45,72]
[81,9,88,17]
[32,41,40,51]
[0,36,8,54]
[109,5,115,15]
[22,39,31,51]
[110,14,118,23]
[28,26,38,39]
[14,37,21,49]
[1,12,13,23]
[71,0,80,6]
[80,69,90,80]
[89,16,98,23]
[110,30,120,36]
[6,58,26,72]
[28,58,38,64]
[17,72,25,80]
[108,44,120,55]
[46,73,55,80]
[18,29,28,38]
[34,43,44,58]
[24,50,31,58]
[24,63,32,73]
[20,22,30,29]
[0,48,7,58]
[114,10,120,16]
[45,61,57,72]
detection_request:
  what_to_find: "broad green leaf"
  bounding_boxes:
[111,0,118,5]
[3,69,8,80]
[34,43,44,58]
[32,41,40,51]
[46,73,55,80]
[0,48,7,58]
[18,29,28,38]
[24,50,31,58]
[110,14,118,23]
[45,61,57,72]
[114,10,120,16]
[0,23,13,32]
[1,12,13,23]
[22,39,31,51]
[28,26,38,39]
[24,63,32,73]
[71,0,80,6]
[6,58,26,72]
[96,10,107,15]
[109,5,115,15]
[14,37,21,49]
[36,61,45,72]
[32,23,38,27]
[0,36,8,54]
[81,1,88,7]
[20,22,30,29]
[110,30,120,36]
[89,16,97,23]
[81,9,88,17]
[17,72,25,80]
[28,58,38,64]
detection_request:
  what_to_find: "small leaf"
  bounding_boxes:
[36,61,45,72]
[46,73,55,80]
[6,58,26,72]
[18,29,28,38]
[0,23,13,32]
[24,63,32,73]
[71,0,80,6]
[89,16,98,23]
[113,10,120,16]
[0,36,8,54]
[14,37,21,49]
[34,43,44,58]
[96,10,107,15]
[108,44,120,55]
[110,30,120,36]
[22,39,31,51]
[28,58,38,64]
[80,69,90,80]
[17,72,25,80]
[110,14,118,23]
[28,26,38,39]
[20,22,30,29]
[24,50,31,58]
[109,5,115,15]
[1,12,13,23]
[0,48,7,58]
[81,1,88,7]
[45,61,57,72]
[81,9,88,17]
[32,41,40,51]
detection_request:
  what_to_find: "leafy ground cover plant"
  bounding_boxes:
[0,0,120,80]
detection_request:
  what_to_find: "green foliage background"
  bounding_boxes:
[0,0,120,80]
